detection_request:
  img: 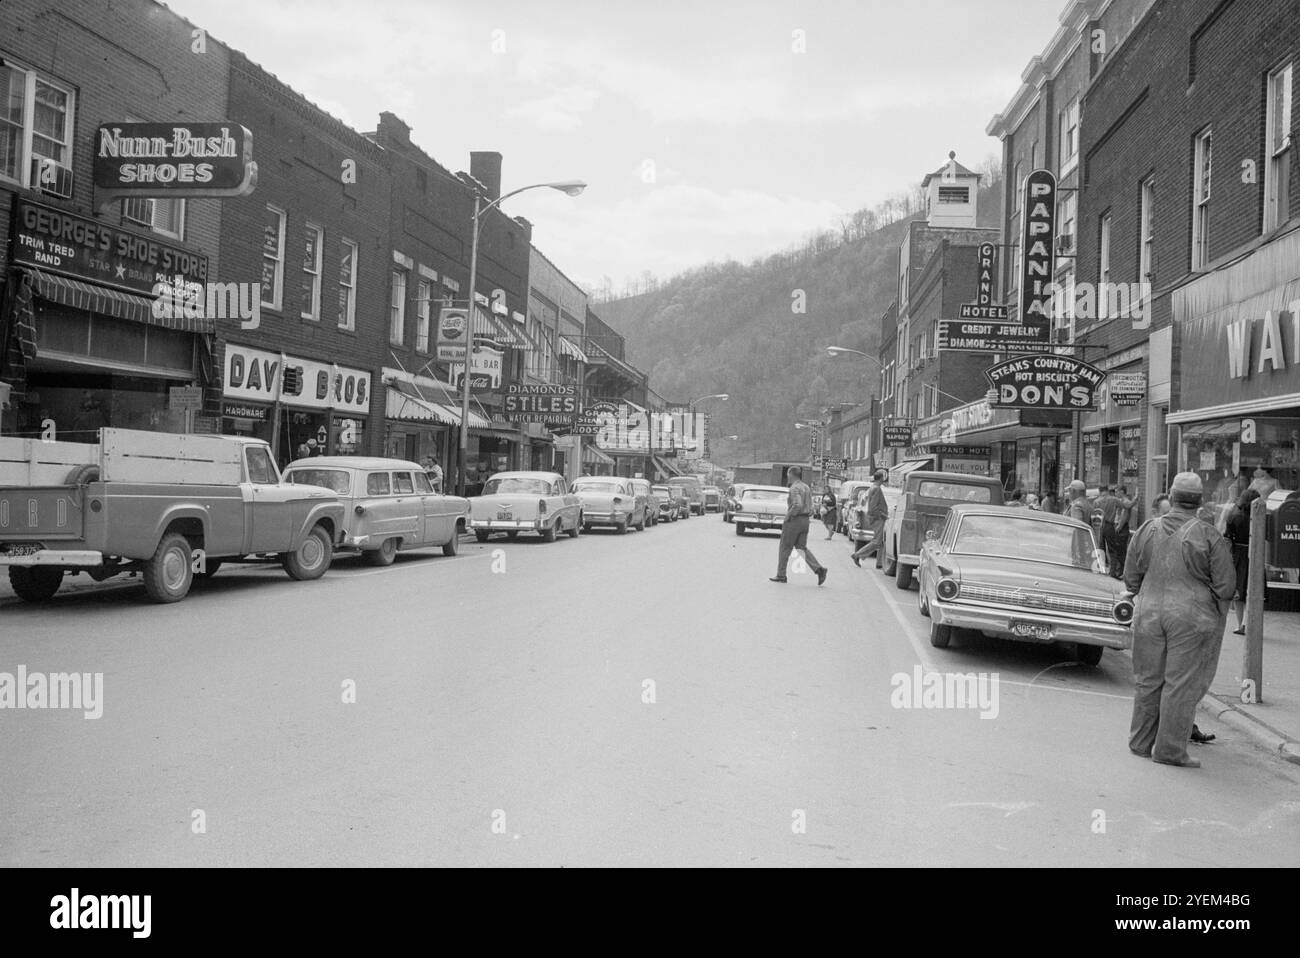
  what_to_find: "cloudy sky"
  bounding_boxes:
[165,0,1066,291]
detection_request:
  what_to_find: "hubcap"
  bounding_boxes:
[300,536,323,568]
[163,548,187,591]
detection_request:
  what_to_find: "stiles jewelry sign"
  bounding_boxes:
[94,123,258,197]
[985,354,1105,410]
[503,384,579,424]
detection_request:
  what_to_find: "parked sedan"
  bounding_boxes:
[573,476,648,533]
[652,484,683,521]
[917,504,1128,665]
[284,456,469,566]
[721,483,754,523]
[468,471,582,542]
[733,485,789,536]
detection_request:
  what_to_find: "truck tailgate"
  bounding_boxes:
[0,486,84,542]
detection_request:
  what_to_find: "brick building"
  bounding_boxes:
[214,51,391,463]
[1072,0,1299,596]
[984,0,1156,503]
[0,0,230,439]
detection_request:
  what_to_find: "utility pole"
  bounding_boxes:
[1243,496,1266,703]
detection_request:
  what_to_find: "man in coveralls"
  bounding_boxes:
[1122,472,1236,768]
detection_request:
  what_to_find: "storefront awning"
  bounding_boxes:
[385,386,491,428]
[27,269,213,334]
[583,444,616,466]
[889,457,936,486]
[651,455,681,478]
[559,336,589,364]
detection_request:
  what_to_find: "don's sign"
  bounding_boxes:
[985,354,1105,410]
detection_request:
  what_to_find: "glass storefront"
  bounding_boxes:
[1180,415,1300,508]
[15,370,193,441]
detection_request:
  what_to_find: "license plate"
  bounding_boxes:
[3,543,43,557]
[1010,619,1055,640]
[496,511,512,520]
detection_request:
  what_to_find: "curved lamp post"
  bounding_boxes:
[458,179,586,496]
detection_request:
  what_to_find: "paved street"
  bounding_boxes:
[3,516,1297,868]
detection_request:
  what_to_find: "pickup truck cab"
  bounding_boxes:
[0,428,345,604]
[882,470,1004,591]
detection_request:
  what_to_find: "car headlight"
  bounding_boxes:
[1113,598,1134,624]
[936,577,959,601]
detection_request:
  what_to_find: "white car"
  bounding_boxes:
[468,471,583,542]
[573,476,649,533]
[733,485,789,536]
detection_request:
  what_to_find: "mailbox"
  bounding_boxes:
[1268,490,1300,569]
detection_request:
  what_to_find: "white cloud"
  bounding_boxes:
[504,85,600,132]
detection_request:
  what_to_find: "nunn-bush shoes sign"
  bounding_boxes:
[94,122,258,197]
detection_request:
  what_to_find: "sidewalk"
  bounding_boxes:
[1198,610,1300,765]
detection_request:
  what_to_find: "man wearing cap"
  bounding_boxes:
[1063,479,1093,524]
[1123,472,1236,768]
[851,469,890,568]
[771,465,828,586]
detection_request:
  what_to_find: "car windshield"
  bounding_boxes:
[952,514,1099,571]
[741,490,786,501]
[286,468,351,494]
[575,481,624,494]
[918,481,993,502]
[652,487,672,495]
[483,477,551,496]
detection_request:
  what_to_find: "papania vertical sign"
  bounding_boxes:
[1018,169,1057,329]
[94,122,258,197]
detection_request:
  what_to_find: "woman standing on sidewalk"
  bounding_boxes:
[1224,488,1261,636]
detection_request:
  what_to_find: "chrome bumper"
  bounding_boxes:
[0,550,105,567]
[583,511,630,524]
[735,515,784,526]
[930,599,1131,649]
[470,518,541,530]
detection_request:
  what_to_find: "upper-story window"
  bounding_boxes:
[1057,193,1077,257]
[261,205,286,310]
[122,195,185,239]
[337,239,357,331]
[389,266,408,346]
[1191,127,1213,270]
[1138,176,1156,319]
[1264,61,1293,233]
[1098,213,1112,320]
[416,277,433,353]
[0,61,75,192]
[301,222,323,321]
[1012,161,1024,214]
[1059,98,1080,176]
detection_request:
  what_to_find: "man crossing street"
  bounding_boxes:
[771,466,828,586]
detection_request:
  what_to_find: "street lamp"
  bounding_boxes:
[458,179,586,496]
[826,346,968,407]
[687,393,728,412]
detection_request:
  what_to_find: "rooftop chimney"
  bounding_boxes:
[470,151,502,202]
[377,112,411,148]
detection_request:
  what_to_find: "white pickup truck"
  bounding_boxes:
[0,428,345,603]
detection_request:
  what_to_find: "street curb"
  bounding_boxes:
[1198,693,1300,766]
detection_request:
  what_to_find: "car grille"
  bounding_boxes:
[959,583,1112,618]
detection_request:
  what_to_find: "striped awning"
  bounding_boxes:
[27,269,213,334]
[583,444,616,466]
[558,336,589,363]
[471,304,527,348]
[385,385,491,428]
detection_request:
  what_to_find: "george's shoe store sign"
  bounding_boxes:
[93,122,258,198]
